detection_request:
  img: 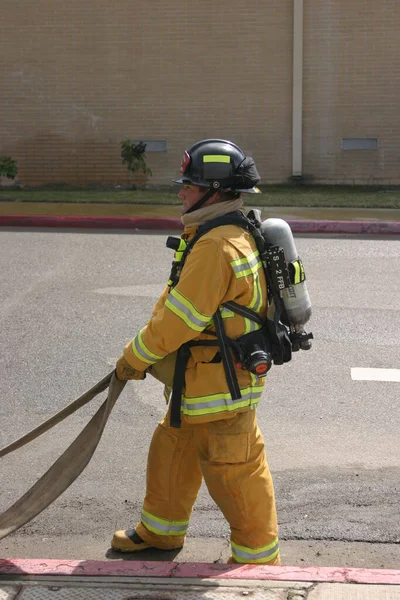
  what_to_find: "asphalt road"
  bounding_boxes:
[1,228,399,568]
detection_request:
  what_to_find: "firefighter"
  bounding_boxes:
[112,139,280,565]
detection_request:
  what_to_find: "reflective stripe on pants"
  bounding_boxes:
[135,407,279,564]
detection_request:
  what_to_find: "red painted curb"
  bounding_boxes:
[0,215,183,230]
[0,214,399,234]
[290,219,400,235]
[0,559,399,585]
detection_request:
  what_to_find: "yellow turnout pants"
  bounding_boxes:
[136,408,280,564]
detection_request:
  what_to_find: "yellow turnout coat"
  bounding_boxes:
[123,218,268,424]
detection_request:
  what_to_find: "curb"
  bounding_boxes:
[0,215,183,230]
[1,559,400,585]
[0,214,399,234]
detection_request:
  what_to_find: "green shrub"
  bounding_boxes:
[121,140,152,186]
[0,156,18,179]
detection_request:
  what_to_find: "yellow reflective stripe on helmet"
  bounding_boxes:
[231,537,280,564]
[203,155,230,163]
[231,250,262,279]
[165,288,211,332]
[131,330,164,364]
[141,508,189,536]
[181,384,263,417]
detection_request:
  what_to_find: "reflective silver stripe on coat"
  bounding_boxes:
[248,271,263,312]
[231,251,262,279]
[132,330,164,364]
[181,386,263,416]
[243,316,258,334]
[220,306,235,319]
[165,287,211,332]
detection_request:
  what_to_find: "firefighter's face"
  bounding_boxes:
[178,184,216,214]
[178,184,205,213]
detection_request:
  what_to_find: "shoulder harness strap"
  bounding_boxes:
[169,210,266,428]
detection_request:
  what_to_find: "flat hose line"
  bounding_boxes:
[0,371,126,541]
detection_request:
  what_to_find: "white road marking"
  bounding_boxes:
[351,368,400,382]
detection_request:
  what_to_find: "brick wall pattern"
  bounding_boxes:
[0,0,399,186]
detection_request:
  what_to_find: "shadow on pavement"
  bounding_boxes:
[105,546,182,561]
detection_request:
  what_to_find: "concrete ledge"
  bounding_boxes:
[0,214,399,235]
[1,558,400,585]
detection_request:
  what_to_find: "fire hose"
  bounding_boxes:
[0,371,126,541]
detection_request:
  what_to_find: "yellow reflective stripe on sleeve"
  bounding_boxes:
[165,288,211,332]
[141,508,189,536]
[181,384,264,417]
[131,330,164,364]
[203,155,230,163]
[231,537,280,564]
[231,250,262,279]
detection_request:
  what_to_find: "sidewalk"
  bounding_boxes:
[0,202,399,234]
[1,202,399,598]
[1,558,400,599]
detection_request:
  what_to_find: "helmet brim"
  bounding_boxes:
[173,177,210,188]
[174,178,261,194]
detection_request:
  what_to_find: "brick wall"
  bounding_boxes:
[303,0,400,184]
[0,1,399,186]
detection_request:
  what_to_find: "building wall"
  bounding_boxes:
[303,0,400,184]
[0,0,399,186]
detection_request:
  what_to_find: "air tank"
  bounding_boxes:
[260,218,312,326]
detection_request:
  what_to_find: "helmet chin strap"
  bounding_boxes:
[184,187,217,214]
